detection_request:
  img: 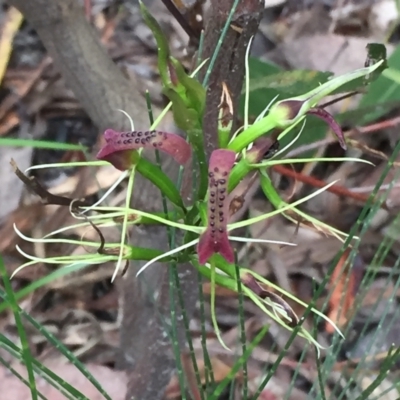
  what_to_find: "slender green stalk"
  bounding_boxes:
[314,317,327,400]
[208,325,270,400]
[0,258,38,400]
[197,271,215,390]
[235,256,248,398]
[0,355,47,400]
[0,332,88,400]
[202,0,241,87]
[168,264,188,398]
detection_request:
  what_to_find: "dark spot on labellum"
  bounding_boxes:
[137,131,143,137]
[219,179,226,184]
[211,207,216,212]
[158,131,163,136]
[117,140,121,145]
[220,188,226,194]
[219,211,224,216]
[121,133,125,138]
[123,140,128,145]
[152,143,157,147]
[146,137,151,142]
[210,214,215,219]
[135,138,140,144]
[222,171,228,176]
[145,131,150,136]
[219,217,224,222]
[210,191,216,197]
[218,202,223,207]
[209,172,214,178]
[214,167,219,173]
[210,198,215,204]
[158,142,163,147]
[219,195,225,201]
[141,138,146,144]
[132,132,137,137]
[127,138,133,144]
[219,227,224,233]
[210,221,215,227]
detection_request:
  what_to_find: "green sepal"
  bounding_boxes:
[136,157,186,211]
[164,88,200,131]
[170,58,206,115]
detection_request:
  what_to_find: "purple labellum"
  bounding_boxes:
[197,149,236,265]
[307,108,347,150]
[96,129,191,171]
[246,134,280,164]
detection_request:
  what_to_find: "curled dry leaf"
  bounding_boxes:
[241,272,299,328]
[325,249,364,333]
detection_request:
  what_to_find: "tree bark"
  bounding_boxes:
[200,0,264,160]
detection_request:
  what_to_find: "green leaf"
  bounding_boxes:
[136,157,185,210]
[248,57,281,78]
[139,1,170,86]
[0,138,87,151]
[243,69,333,117]
[247,70,333,96]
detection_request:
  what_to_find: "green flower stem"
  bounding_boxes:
[228,116,276,153]
[218,127,230,149]
[228,158,253,193]
[258,170,283,208]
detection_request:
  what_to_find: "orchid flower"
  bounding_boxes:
[268,99,347,149]
[96,128,191,170]
[228,59,385,153]
[197,149,236,264]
